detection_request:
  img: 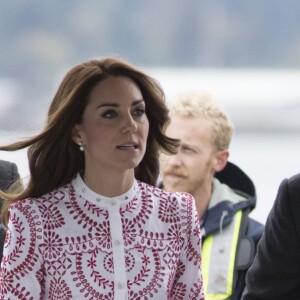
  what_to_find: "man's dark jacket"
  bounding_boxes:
[242,173,300,300]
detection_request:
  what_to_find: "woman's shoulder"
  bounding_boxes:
[10,184,71,209]
[139,181,195,204]
[139,182,198,226]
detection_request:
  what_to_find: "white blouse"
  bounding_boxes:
[0,175,205,299]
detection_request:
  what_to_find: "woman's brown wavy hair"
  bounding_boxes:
[0,57,180,226]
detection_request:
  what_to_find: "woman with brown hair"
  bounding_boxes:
[0,57,205,299]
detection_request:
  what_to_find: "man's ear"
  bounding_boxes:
[214,150,229,172]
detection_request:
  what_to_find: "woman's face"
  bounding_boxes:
[73,76,149,176]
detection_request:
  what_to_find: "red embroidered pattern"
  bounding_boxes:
[0,181,205,299]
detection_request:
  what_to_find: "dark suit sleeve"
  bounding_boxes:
[11,162,20,182]
[0,161,20,191]
[242,175,300,300]
[0,160,21,265]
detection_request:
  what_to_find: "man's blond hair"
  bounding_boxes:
[167,91,234,151]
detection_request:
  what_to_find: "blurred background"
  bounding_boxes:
[1,0,300,223]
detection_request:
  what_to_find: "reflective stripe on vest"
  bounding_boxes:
[202,210,243,300]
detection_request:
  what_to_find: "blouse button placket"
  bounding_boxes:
[108,202,127,299]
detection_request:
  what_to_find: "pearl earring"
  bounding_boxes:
[78,142,84,151]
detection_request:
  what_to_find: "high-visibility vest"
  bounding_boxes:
[202,210,245,300]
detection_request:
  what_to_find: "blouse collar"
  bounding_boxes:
[71,174,139,208]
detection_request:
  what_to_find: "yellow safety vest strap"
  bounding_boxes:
[202,210,243,300]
